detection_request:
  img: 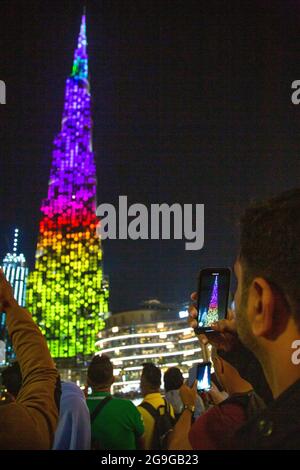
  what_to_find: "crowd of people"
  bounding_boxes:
[1,188,300,450]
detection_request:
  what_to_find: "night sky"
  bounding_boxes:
[1,0,300,313]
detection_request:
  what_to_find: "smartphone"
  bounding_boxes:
[195,267,231,334]
[188,362,212,391]
[197,361,211,391]
[187,364,198,388]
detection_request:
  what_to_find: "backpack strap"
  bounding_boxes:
[139,401,159,419]
[90,395,112,423]
[140,399,171,418]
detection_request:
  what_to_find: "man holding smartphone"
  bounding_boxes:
[189,189,300,450]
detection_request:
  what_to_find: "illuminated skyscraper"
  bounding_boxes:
[26,14,109,359]
[1,228,29,363]
[2,229,28,306]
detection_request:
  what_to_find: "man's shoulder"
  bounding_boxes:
[88,395,139,415]
[113,397,135,405]
[139,395,175,418]
[192,401,246,434]
[201,401,244,419]
[111,397,140,413]
[140,393,165,405]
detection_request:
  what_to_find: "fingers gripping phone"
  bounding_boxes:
[195,267,231,334]
[188,362,212,392]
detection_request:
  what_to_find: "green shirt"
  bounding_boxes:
[87,392,144,450]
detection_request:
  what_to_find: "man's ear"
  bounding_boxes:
[248,277,275,338]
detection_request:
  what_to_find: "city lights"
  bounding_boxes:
[1,229,29,363]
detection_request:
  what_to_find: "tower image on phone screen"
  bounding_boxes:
[197,362,211,391]
[197,268,231,330]
[202,275,219,325]
[200,274,219,326]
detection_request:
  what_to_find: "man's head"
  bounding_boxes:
[234,189,300,373]
[87,355,114,391]
[1,361,22,399]
[164,367,184,392]
[140,363,161,396]
[211,348,252,395]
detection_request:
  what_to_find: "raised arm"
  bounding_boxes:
[0,270,59,449]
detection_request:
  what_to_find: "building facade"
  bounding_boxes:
[95,301,205,394]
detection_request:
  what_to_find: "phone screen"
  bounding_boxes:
[196,268,231,333]
[187,364,198,388]
[197,362,211,391]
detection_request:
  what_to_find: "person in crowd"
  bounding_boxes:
[1,361,22,403]
[164,366,205,420]
[168,346,264,450]
[53,381,91,450]
[0,269,59,449]
[86,354,144,450]
[138,363,175,449]
[174,348,265,449]
[188,188,300,449]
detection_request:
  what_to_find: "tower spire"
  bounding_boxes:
[71,13,88,80]
[13,228,19,254]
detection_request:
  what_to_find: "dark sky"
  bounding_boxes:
[1,0,300,313]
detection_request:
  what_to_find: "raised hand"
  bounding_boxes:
[188,292,238,352]
[0,269,17,312]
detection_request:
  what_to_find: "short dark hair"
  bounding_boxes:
[88,355,113,386]
[142,363,161,389]
[240,188,300,326]
[164,367,184,392]
[1,362,22,398]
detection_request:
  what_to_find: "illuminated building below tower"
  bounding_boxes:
[95,301,205,395]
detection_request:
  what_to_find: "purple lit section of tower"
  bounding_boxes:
[44,14,95,228]
[206,275,219,325]
[27,15,109,359]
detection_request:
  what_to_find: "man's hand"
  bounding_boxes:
[207,381,228,405]
[179,381,197,407]
[0,269,17,311]
[188,292,238,352]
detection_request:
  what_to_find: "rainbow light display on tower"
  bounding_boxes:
[26,14,109,359]
[206,275,219,325]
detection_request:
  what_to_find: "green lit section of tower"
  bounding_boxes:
[26,14,109,359]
